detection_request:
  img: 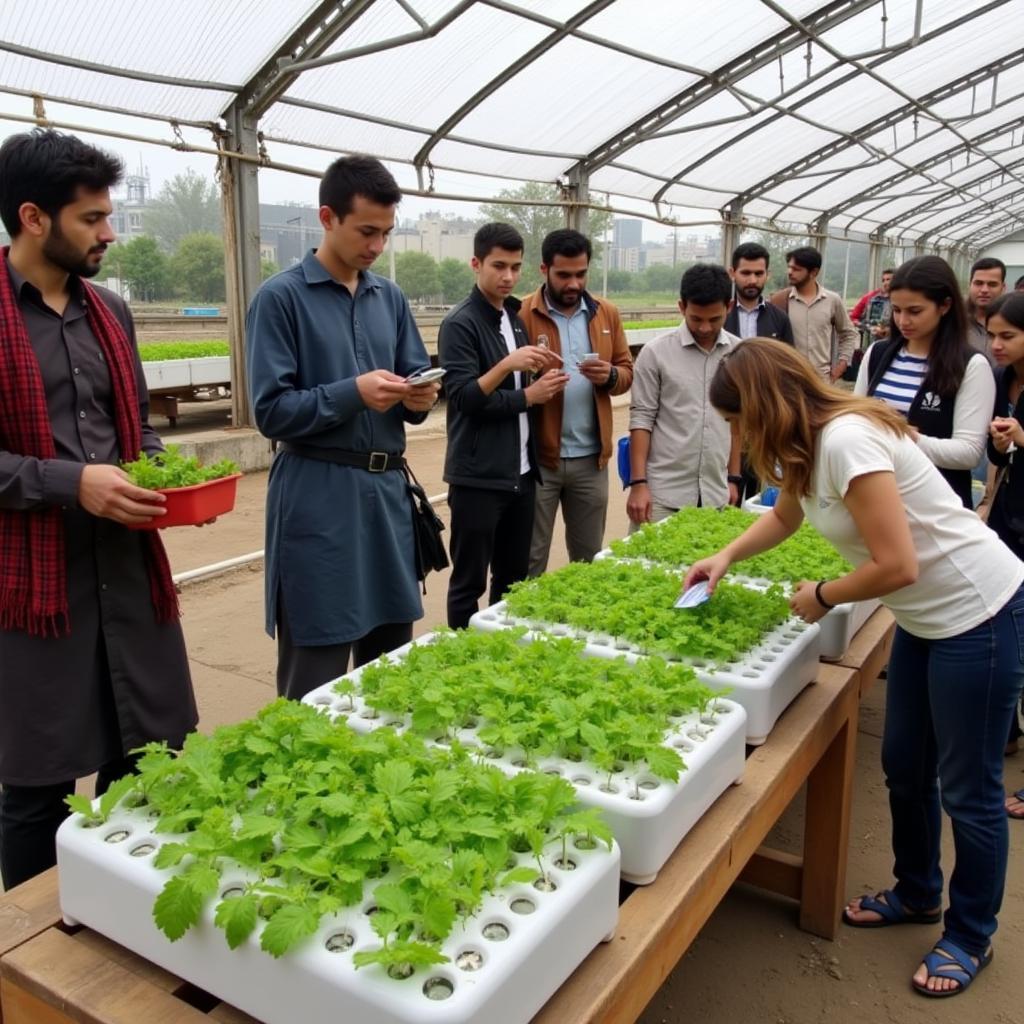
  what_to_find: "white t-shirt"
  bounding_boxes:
[500,309,531,475]
[799,414,1023,639]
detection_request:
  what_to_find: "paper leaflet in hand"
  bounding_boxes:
[674,580,710,609]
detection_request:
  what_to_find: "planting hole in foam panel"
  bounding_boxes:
[456,950,484,971]
[422,977,454,1001]
[482,922,509,941]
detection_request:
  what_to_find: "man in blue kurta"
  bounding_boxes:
[246,156,440,700]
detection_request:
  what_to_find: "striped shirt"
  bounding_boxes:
[873,349,927,415]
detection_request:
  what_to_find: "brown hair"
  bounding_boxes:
[709,339,909,497]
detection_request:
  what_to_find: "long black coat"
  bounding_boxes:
[0,266,196,785]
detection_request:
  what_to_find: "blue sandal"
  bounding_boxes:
[842,888,942,928]
[913,937,992,998]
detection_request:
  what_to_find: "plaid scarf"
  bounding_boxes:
[0,248,179,636]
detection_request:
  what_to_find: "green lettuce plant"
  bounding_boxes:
[121,444,238,489]
[609,506,851,583]
[504,560,791,664]
[347,629,719,781]
[66,701,612,971]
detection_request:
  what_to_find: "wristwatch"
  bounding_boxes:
[727,474,744,487]
[603,365,619,390]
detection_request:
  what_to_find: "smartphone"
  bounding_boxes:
[405,367,447,386]
[576,352,600,367]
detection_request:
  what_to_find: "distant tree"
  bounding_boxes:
[114,236,170,302]
[640,263,683,293]
[479,182,612,293]
[261,258,280,281]
[170,232,225,303]
[145,170,222,250]
[604,269,635,293]
[394,251,440,301]
[438,257,474,303]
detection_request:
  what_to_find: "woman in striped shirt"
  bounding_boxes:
[854,256,994,507]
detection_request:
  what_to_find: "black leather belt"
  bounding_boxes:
[278,441,406,472]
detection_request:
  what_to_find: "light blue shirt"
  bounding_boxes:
[544,290,600,458]
[735,298,764,339]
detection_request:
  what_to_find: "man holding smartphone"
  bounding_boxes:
[439,222,567,628]
[246,155,439,700]
[519,229,633,574]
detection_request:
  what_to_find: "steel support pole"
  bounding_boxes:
[867,231,883,291]
[811,216,829,263]
[564,164,590,236]
[720,201,744,266]
[219,104,263,429]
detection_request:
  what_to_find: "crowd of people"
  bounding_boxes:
[2,128,1024,1003]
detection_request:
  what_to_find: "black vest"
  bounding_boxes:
[867,340,972,508]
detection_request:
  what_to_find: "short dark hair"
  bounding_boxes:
[0,129,123,237]
[785,246,822,272]
[679,263,732,306]
[474,222,524,261]
[731,242,770,269]
[1015,273,1024,291]
[541,228,591,265]
[319,154,401,219]
[882,267,896,275]
[970,256,1006,282]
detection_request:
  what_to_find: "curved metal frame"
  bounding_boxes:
[1,0,1022,252]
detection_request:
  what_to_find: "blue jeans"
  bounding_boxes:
[882,583,1024,956]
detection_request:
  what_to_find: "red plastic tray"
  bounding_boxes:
[129,473,242,530]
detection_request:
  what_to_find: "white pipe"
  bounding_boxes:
[173,490,450,587]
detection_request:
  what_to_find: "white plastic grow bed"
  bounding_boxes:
[469,605,820,747]
[142,356,230,391]
[597,525,875,662]
[57,806,619,1024]
[302,634,747,885]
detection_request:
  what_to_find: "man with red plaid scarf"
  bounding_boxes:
[0,130,197,889]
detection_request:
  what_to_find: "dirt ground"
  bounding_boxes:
[123,402,1024,1022]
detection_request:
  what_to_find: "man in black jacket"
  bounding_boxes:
[725,242,794,343]
[439,223,568,628]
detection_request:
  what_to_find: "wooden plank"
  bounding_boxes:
[0,869,63,960]
[0,978,72,1024]
[71,930,182,995]
[839,607,894,696]
[532,664,858,1024]
[799,677,859,938]
[738,848,802,900]
[1,928,213,1024]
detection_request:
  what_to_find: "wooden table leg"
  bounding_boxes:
[798,679,858,938]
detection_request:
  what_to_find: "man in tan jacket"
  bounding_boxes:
[519,229,633,575]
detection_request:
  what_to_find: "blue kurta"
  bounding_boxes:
[246,253,431,645]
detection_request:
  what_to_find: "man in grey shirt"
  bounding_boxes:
[627,264,742,527]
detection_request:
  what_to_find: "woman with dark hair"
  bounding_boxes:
[854,255,994,507]
[685,339,1024,999]
[984,293,1024,783]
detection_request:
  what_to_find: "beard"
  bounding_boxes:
[738,284,763,300]
[43,224,105,278]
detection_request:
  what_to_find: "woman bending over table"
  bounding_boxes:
[684,338,1024,1000]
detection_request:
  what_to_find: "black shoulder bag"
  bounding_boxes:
[403,464,449,591]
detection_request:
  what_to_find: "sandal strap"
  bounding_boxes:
[857,888,906,922]
[923,938,980,983]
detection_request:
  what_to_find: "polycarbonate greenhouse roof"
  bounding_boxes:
[1,0,1022,250]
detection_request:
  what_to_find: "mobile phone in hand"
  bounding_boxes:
[405,367,447,386]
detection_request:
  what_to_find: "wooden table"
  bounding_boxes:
[837,606,895,697]
[0,649,887,1024]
